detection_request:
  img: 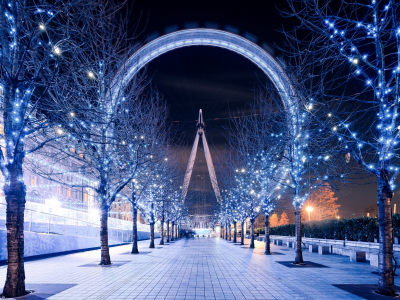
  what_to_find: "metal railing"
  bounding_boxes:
[0,201,151,242]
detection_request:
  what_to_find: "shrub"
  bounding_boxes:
[269,215,390,242]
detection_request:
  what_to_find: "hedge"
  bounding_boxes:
[266,214,400,242]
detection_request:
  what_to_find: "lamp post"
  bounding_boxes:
[306,206,313,222]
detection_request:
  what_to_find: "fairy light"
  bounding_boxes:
[53,47,61,55]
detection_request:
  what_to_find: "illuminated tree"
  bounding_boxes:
[215,151,249,244]
[139,151,182,248]
[35,4,166,265]
[0,0,97,296]
[279,212,290,226]
[269,214,279,227]
[282,1,400,293]
[301,183,339,221]
[227,93,286,253]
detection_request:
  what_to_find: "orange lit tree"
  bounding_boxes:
[302,183,339,221]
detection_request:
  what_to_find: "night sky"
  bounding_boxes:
[130,0,395,218]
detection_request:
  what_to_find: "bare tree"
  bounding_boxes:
[0,0,95,296]
[138,149,183,248]
[281,0,400,294]
[227,94,286,254]
[35,3,167,265]
[215,150,249,245]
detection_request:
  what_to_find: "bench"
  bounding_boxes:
[318,246,330,255]
[350,251,366,262]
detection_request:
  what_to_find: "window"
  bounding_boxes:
[56,186,61,194]
[67,188,71,198]
[30,175,38,187]
[83,192,88,202]
[0,124,4,135]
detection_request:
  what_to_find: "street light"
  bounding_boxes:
[306,206,314,221]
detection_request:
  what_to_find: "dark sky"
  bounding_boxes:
[130,0,395,218]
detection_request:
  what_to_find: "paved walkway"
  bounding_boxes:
[0,237,397,299]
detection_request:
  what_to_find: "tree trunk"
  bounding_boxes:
[223,224,226,239]
[167,220,170,243]
[99,208,111,265]
[241,222,244,245]
[233,221,237,243]
[377,177,395,296]
[149,223,155,248]
[294,205,304,264]
[250,219,255,248]
[160,219,164,245]
[265,214,270,255]
[131,206,139,253]
[3,168,27,298]
[171,222,175,241]
[228,224,231,241]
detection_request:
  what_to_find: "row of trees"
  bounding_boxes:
[217,87,344,255]
[269,213,290,227]
[0,0,186,297]
[217,0,400,296]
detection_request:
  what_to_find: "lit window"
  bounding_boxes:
[67,188,71,197]
[56,186,61,194]
[83,193,88,202]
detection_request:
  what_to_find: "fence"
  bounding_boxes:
[0,201,151,243]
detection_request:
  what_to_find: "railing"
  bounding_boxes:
[0,201,151,242]
[270,235,400,253]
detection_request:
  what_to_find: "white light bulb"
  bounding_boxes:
[53,47,61,55]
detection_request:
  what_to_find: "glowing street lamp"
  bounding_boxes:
[306,206,314,222]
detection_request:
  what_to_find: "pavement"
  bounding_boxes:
[0,237,398,299]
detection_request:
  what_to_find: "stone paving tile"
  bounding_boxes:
[0,237,397,299]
